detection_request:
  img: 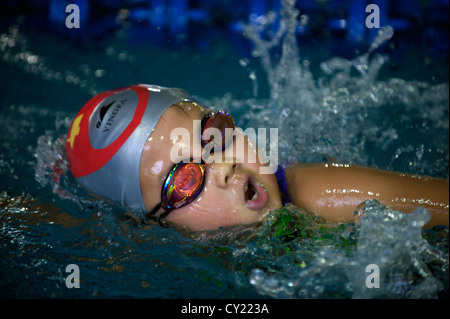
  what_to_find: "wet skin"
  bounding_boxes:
[139,102,282,232]
[139,102,449,231]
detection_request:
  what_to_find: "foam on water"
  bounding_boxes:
[237,202,448,298]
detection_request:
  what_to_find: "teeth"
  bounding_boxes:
[245,180,259,201]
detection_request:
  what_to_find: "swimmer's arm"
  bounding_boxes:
[285,163,449,228]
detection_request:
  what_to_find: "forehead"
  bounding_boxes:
[152,101,206,136]
[160,102,208,125]
[140,101,207,177]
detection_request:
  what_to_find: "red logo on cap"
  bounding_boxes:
[66,85,149,178]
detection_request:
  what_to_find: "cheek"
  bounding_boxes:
[166,188,244,231]
[262,173,280,196]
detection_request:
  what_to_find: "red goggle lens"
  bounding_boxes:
[162,163,205,210]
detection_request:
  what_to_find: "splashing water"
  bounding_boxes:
[236,202,448,298]
[212,0,448,298]
[220,0,449,178]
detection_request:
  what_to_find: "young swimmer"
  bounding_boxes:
[65,84,449,232]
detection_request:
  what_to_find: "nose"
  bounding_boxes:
[207,161,238,188]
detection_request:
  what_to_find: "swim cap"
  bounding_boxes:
[65,84,194,210]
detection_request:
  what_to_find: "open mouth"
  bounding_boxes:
[244,175,268,210]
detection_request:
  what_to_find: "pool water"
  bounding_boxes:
[1,1,448,298]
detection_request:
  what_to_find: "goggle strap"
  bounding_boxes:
[157,210,171,222]
[147,202,161,220]
[147,203,171,228]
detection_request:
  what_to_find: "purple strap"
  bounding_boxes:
[274,165,291,205]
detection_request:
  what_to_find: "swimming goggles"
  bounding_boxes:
[147,110,235,225]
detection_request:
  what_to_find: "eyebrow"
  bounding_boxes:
[158,104,185,125]
[173,103,188,117]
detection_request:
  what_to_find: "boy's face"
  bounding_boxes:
[139,102,282,232]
